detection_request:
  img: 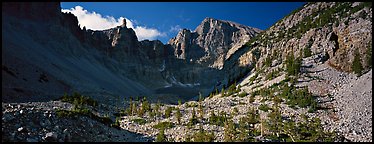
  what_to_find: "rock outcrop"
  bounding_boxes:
[168,17,262,69]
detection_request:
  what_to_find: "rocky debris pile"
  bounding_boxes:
[331,70,372,142]
[1,101,152,142]
[295,60,372,142]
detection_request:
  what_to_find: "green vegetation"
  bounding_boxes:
[289,2,370,40]
[131,118,147,125]
[303,39,313,58]
[252,48,261,60]
[60,92,98,107]
[155,101,161,117]
[237,117,251,141]
[367,42,372,68]
[259,104,271,112]
[175,108,182,124]
[285,52,302,76]
[249,93,255,103]
[188,108,198,127]
[198,102,204,119]
[221,87,226,97]
[220,82,241,97]
[248,73,259,85]
[111,116,121,129]
[153,121,174,130]
[238,92,248,98]
[56,109,112,126]
[165,106,173,118]
[233,107,239,115]
[57,92,118,127]
[187,125,215,142]
[209,111,228,127]
[246,107,259,124]
[156,128,167,142]
[264,56,272,67]
[279,82,317,112]
[265,112,337,142]
[265,104,282,138]
[352,48,363,76]
[178,99,182,106]
[140,97,151,115]
[186,102,198,108]
[124,97,152,117]
[223,119,236,142]
[148,108,156,120]
[265,68,281,80]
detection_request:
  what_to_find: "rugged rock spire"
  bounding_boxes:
[122,18,127,28]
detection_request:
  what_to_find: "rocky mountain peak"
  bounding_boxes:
[168,17,262,69]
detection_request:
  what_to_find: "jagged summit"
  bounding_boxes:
[195,17,261,34]
[168,17,262,69]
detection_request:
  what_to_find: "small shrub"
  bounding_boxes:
[249,94,255,103]
[233,107,239,115]
[60,92,98,107]
[188,109,198,127]
[303,47,312,58]
[165,106,173,118]
[209,111,227,127]
[131,118,147,125]
[178,99,182,106]
[259,104,271,112]
[238,92,247,97]
[188,125,215,142]
[186,102,198,108]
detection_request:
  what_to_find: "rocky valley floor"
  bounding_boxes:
[2,60,372,142]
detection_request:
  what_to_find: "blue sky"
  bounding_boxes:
[61,2,305,44]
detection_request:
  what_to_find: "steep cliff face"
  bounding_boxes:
[2,3,227,103]
[224,2,372,84]
[2,2,154,103]
[168,17,262,69]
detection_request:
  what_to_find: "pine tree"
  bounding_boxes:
[198,92,203,102]
[367,43,372,68]
[176,108,182,124]
[148,108,155,120]
[198,102,204,120]
[221,87,225,97]
[155,101,161,117]
[209,111,217,125]
[178,99,182,107]
[352,48,363,76]
[156,128,167,142]
[131,101,137,116]
[224,119,236,142]
[237,117,249,142]
[266,103,282,138]
[188,108,198,127]
[303,47,312,58]
[165,106,173,118]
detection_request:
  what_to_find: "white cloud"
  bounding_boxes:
[169,25,182,32]
[61,6,165,41]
